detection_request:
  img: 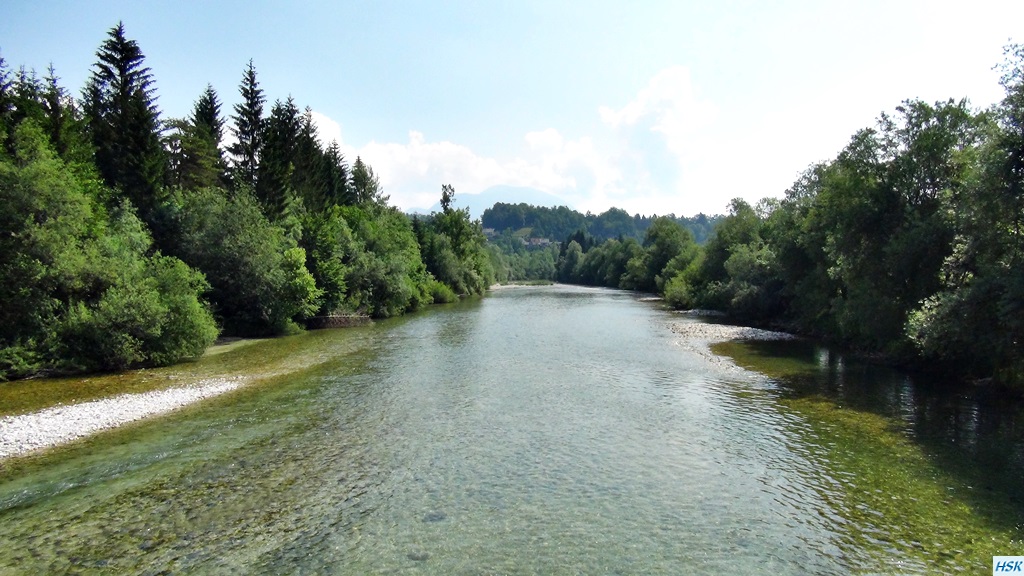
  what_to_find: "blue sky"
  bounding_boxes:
[3,1,1023,216]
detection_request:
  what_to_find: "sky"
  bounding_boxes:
[3,0,1023,216]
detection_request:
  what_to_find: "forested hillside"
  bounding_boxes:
[482,203,721,244]
[0,23,494,380]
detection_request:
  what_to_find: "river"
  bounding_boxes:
[0,285,1021,574]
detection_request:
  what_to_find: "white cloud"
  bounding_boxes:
[309,111,343,148]
[309,65,728,216]
[599,65,717,159]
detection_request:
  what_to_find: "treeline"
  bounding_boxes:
[481,203,721,244]
[509,45,1024,385]
[0,23,493,380]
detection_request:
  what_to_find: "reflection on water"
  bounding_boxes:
[0,285,1021,574]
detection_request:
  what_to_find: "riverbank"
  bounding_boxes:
[0,337,289,461]
[0,377,247,460]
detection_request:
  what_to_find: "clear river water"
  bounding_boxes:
[0,285,1021,574]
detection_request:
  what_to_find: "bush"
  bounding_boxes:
[428,278,459,303]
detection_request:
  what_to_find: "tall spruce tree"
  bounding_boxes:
[291,107,327,210]
[256,96,300,216]
[322,140,352,207]
[192,84,225,146]
[164,84,227,189]
[228,60,264,191]
[83,22,165,219]
[351,156,386,204]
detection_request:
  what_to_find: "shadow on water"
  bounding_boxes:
[712,339,1024,544]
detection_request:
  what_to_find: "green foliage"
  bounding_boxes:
[678,66,1023,383]
[351,156,387,205]
[663,274,694,309]
[299,206,353,315]
[228,60,264,191]
[82,22,165,220]
[0,121,215,378]
[256,96,301,218]
[416,185,495,297]
[427,278,459,303]
[164,85,228,191]
[482,202,722,244]
[167,187,319,335]
[558,240,583,283]
[903,46,1024,382]
[192,84,225,146]
[622,217,698,293]
[164,117,226,191]
[339,204,431,317]
[57,250,217,372]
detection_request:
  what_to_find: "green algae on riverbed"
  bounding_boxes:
[712,338,1024,572]
[0,330,357,419]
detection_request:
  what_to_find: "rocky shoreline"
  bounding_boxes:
[0,377,247,461]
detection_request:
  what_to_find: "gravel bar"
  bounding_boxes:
[669,320,797,343]
[0,377,247,461]
[669,318,797,371]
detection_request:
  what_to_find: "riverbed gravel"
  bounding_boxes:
[0,377,247,460]
[669,317,797,370]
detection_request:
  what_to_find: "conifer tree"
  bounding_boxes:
[82,22,165,219]
[351,156,386,204]
[41,66,90,165]
[256,96,300,215]
[0,56,13,141]
[192,84,225,146]
[228,60,264,191]
[291,107,327,210]
[164,84,227,189]
[322,140,353,206]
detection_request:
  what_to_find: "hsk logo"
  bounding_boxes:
[995,557,1024,574]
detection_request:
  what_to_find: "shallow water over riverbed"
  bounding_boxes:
[0,285,1021,573]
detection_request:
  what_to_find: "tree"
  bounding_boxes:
[168,187,320,335]
[419,184,494,295]
[192,84,225,146]
[164,117,226,191]
[163,84,228,190]
[907,45,1024,382]
[558,240,583,283]
[0,120,216,378]
[82,22,165,220]
[228,60,264,191]
[0,56,13,145]
[321,140,353,207]
[351,156,386,204]
[256,96,301,218]
[291,107,328,210]
[339,204,431,316]
[622,217,696,293]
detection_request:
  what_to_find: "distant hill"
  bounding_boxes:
[481,203,723,245]
[417,185,572,220]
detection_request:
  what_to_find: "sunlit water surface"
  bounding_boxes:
[0,285,1021,574]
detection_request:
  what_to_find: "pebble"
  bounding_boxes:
[668,319,796,371]
[0,377,247,460]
